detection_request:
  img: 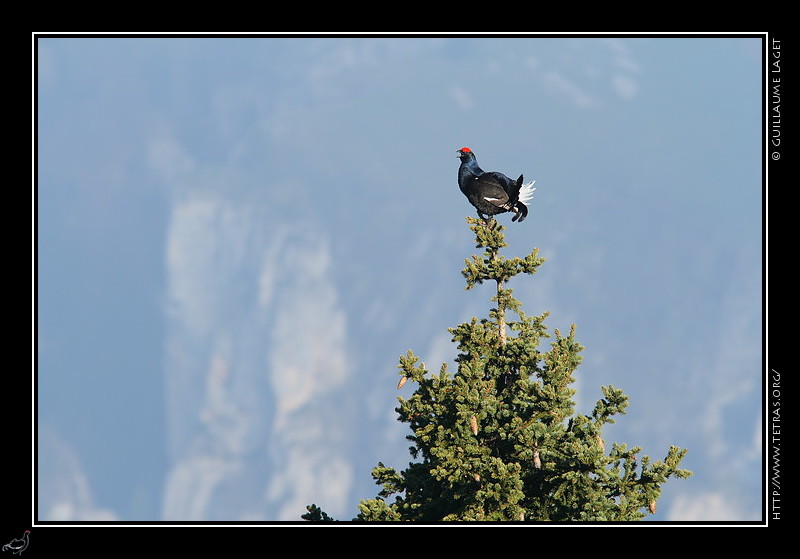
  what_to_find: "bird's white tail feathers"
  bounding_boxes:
[518,181,536,204]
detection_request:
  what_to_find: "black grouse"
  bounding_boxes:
[457,147,535,223]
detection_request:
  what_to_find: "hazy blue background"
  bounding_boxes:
[36,35,762,522]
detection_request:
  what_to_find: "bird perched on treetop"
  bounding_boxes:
[457,147,535,223]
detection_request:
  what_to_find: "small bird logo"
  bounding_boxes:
[2,530,29,555]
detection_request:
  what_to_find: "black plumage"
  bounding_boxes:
[457,147,535,223]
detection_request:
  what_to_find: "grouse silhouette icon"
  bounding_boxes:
[2,531,29,555]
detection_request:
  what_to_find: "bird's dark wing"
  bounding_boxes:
[481,171,516,190]
[473,174,510,207]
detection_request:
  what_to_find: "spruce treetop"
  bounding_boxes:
[305,217,691,522]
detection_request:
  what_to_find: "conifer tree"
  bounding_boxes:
[304,217,691,522]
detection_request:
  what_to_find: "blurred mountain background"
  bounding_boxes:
[36,36,762,522]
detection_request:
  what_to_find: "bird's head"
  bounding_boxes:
[457,147,474,160]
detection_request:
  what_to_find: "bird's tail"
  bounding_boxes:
[511,201,528,222]
[517,180,536,205]
[506,175,524,200]
[511,178,535,222]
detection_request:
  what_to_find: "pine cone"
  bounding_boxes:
[470,415,479,436]
[397,376,408,389]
